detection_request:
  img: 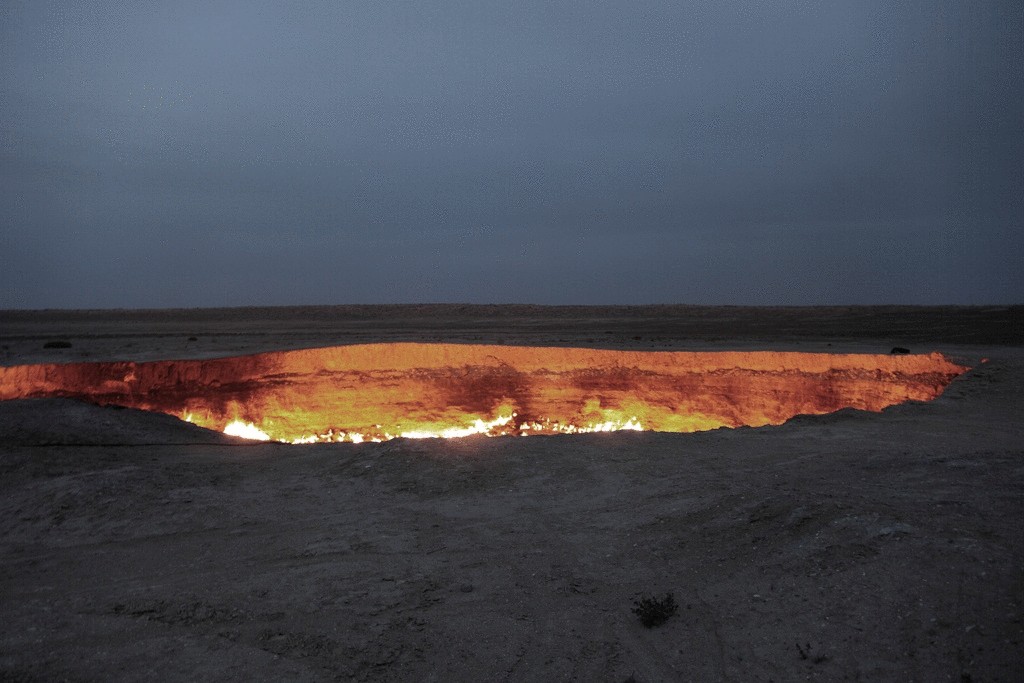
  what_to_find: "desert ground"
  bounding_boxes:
[1,305,1021,682]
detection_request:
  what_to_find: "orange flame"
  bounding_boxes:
[0,343,969,443]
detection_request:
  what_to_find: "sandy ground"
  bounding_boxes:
[0,306,1021,681]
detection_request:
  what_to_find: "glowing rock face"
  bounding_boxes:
[0,343,968,443]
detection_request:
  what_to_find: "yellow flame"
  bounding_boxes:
[223,411,646,444]
[214,399,583,444]
[223,420,271,441]
[399,413,515,439]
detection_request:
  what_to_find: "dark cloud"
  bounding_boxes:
[2,0,1021,307]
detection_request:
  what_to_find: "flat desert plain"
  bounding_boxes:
[1,305,1022,682]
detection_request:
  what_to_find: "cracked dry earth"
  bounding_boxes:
[0,349,1021,681]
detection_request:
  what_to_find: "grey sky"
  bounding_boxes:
[2,1,1021,308]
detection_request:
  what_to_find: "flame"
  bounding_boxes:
[398,413,515,440]
[0,343,969,445]
[223,420,271,441]
[268,411,647,444]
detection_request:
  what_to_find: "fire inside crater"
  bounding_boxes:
[0,343,968,443]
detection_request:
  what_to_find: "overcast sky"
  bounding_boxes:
[2,1,1021,308]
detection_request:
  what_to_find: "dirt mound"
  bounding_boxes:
[0,399,236,446]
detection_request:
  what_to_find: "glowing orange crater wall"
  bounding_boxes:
[0,343,968,442]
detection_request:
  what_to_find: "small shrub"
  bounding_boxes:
[42,340,72,349]
[632,592,677,628]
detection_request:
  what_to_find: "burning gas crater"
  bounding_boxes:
[0,343,968,443]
